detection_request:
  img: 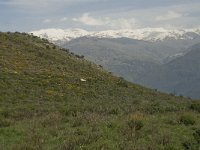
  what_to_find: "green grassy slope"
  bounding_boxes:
[0,32,200,150]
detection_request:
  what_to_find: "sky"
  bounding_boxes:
[0,0,200,32]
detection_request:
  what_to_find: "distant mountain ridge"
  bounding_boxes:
[31,28,200,43]
[139,43,200,99]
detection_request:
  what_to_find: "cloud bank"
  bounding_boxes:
[1,0,200,31]
[72,13,138,29]
[156,11,182,21]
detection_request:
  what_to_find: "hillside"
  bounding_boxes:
[139,43,200,99]
[0,32,200,150]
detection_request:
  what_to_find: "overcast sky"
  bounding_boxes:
[0,0,200,32]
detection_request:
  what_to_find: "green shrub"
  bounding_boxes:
[157,134,171,146]
[164,145,179,150]
[117,79,128,87]
[61,138,77,150]
[72,118,83,127]
[193,129,200,144]
[52,45,56,49]
[109,108,120,115]
[0,118,11,127]
[127,119,143,131]
[190,103,200,112]
[180,115,196,125]
[46,45,50,49]
[107,122,116,129]
[182,140,199,150]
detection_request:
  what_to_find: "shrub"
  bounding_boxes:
[14,31,20,34]
[107,122,116,129]
[72,118,83,127]
[61,138,77,150]
[164,145,179,150]
[46,45,50,49]
[109,108,120,115]
[182,140,198,150]
[190,103,200,112]
[0,118,12,127]
[52,45,56,49]
[127,112,144,131]
[128,119,143,131]
[157,134,171,146]
[75,54,84,59]
[193,129,200,144]
[117,78,128,88]
[180,114,196,125]
[77,55,84,59]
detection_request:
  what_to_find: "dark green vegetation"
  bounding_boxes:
[0,32,200,150]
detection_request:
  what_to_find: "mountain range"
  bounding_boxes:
[139,43,200,99]
[31,28,200,42]
[31,28,200,99]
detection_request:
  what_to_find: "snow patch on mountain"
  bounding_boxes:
[30,28,200,43]
[31,28,89,42]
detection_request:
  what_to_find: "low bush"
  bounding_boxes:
[193,129,200,144]
[109,108,120,115]
[190,103,200,112]
[180,114,196,125]
[0,118,12,127]
[182,140,199,150]
[128,119,143,131]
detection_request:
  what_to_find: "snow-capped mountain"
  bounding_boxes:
[31,28,89,42]
[31,28,200,43]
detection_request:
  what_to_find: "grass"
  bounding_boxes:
[0,32,200,149]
